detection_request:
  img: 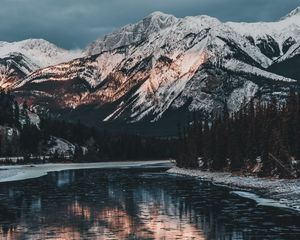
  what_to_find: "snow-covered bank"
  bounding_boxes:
[0,160,172,183]
[168,167,300,212]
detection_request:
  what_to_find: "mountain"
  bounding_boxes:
[0,39,82,67]
[281,6,300,20]
[227,7,300,59]
[0,39,82,89]
[268,42,300,80]
[0,52,38,89]
[2,8,300,134]
[86,12,179,55]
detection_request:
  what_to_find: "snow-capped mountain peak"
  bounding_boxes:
[0,38,82,68]
[86,12,178,55]
[226,6,300,59]
[281,7,300,20]
[146,11,174,19]
[0,38,83,89]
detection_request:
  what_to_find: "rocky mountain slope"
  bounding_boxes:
[1,8,300,133]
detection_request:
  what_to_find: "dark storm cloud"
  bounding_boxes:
[1,0,300,49]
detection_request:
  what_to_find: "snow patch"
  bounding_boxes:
[47,137,76,156]
[227,81,258,112]
[231,191,294,210]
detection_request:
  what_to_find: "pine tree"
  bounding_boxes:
[175,88,300,178]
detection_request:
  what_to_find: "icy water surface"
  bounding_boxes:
[0,167,300,240]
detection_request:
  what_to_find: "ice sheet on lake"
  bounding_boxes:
[0,161,172,183]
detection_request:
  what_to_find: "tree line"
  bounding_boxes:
[39,118,177,162]
[0,91,176,161]
[177,89,300,178]
[3,88,300,178]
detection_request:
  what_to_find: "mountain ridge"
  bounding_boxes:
[0,7,300,134]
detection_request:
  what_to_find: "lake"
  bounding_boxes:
[0,166,300,240]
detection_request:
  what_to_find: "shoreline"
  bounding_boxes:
[0,160,172,183]
[167,167,300,212]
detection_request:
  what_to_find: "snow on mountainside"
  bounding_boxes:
[0,39,82,89]
[86,11,178,55]
[276,41,300,63]
[281,6,300,20]
[227,8,300,59]
[268,41,300,81]
[0,53,38,89]
[47,136,75,156]
[86,12,271,67]
[5,8,300,129]
[0,39,82,68]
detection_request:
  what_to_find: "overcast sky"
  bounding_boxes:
[1,0,299,49]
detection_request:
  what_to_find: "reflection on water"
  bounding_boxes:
[0,168,300,240]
